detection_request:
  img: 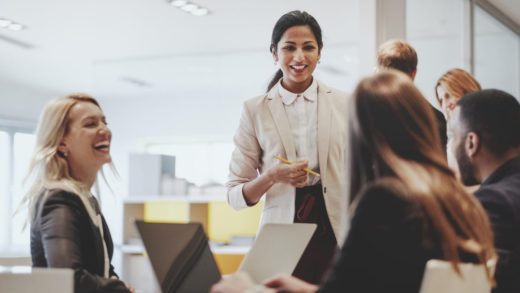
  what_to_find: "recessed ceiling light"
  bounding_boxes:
[181,3,198,12]
[170,0,187,7]
[0,18,26,31]
[191,8,209,16]
[0,19,11,28]
[7,23,24,31]
[167,0,210,16]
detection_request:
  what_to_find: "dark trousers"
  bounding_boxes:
[292,184,338,285]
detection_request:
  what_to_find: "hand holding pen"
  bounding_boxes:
[269,155,320,188]
[274,156,320,177]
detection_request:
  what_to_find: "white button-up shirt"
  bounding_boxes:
[277,78,320,185]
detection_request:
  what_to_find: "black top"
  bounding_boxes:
[475,156,520,293]
[31,189,130,293]
[320,179,478,293]
[432,106,448,156]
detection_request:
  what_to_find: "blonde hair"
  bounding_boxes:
[348,70,496,279]
[377,39,418,77]
[19,93,109,221]
[435,68,481,107]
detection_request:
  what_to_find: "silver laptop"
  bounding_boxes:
[0,266,73,293]
[239,223,317,283]
[135,221,316,292]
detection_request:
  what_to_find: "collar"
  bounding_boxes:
[481,156,520,186]
[278,78,318,105]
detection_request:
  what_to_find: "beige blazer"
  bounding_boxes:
[227,80,348,243]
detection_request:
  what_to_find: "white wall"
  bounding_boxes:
[0,79,59,123]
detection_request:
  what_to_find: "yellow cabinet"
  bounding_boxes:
[120,195,263,289]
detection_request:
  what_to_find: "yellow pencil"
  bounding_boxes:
[274,155,321,177]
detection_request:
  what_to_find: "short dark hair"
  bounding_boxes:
[267,11,323,91]
[458,89,520,157]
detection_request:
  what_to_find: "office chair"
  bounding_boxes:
[419,259,493,293]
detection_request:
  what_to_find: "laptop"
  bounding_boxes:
[237,223,317,283]
[0,266,73,293]
[135,220,316,293]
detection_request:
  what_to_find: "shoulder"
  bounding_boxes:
[359,178,412,204]
[474,185,515,212]
[42,189,85,213]
[352,179,419,221]
[241,93,270,115]
[317,81,350,113]
[33,189,88,228]
[318,81,349,99]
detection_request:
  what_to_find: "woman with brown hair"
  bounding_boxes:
[211,70,496,293]
[435,68,481,119]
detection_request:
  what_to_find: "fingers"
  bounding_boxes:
[292,160,308,169]
[290,172,308,188]
[271,159,311,186]
[263,274,288,288]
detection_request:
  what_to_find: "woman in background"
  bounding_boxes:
[435,68,481,180]
[226,10,348,284]
[21,94,132,293]
[213,70,496,293]
[435,68,481,119]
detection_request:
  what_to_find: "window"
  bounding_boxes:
[0,128,35,252]
[407,0,465,105]
[475,6,520,98]
[11,133,36,246]
[0,131,9,248]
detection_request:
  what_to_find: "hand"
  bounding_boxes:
[270,160,309,188]
[110,276,135,293]
[264,274,319,293]
[211,272,274,293]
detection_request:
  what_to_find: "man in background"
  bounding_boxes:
[377,39,447,153]
[449,89,520,293]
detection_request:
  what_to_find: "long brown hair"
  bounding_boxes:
[347,70,495,276]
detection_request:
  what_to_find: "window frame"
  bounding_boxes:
[0,121,35,253]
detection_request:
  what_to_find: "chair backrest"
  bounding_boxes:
[0,266,73,293]
[419,259,491,293]
[0,256,32,266]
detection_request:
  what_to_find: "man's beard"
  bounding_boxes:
[455,140,480,186]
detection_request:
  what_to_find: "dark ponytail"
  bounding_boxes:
[267,69,284,92]
[266,10,323,92]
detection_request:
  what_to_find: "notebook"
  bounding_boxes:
[135,221,316,293]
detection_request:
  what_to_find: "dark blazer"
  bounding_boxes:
[31,189,130,293]
[432,106,447,156]
[475,156,520,293]
[319,179,478,293]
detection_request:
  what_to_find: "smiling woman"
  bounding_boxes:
[18,94,132,293]
[227,10,348,285]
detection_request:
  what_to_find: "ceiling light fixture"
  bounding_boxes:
[7,23,24,31]
[167,0,210,16]
[170,0,187,7]
[0,18,26,31]
[191,8,209,16]
[181,3,198,12]
[0,19,12,28]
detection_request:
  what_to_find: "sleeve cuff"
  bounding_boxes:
[227,183,250,210]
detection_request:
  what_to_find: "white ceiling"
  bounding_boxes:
[0,0,359,100]
[0,0,517,102]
